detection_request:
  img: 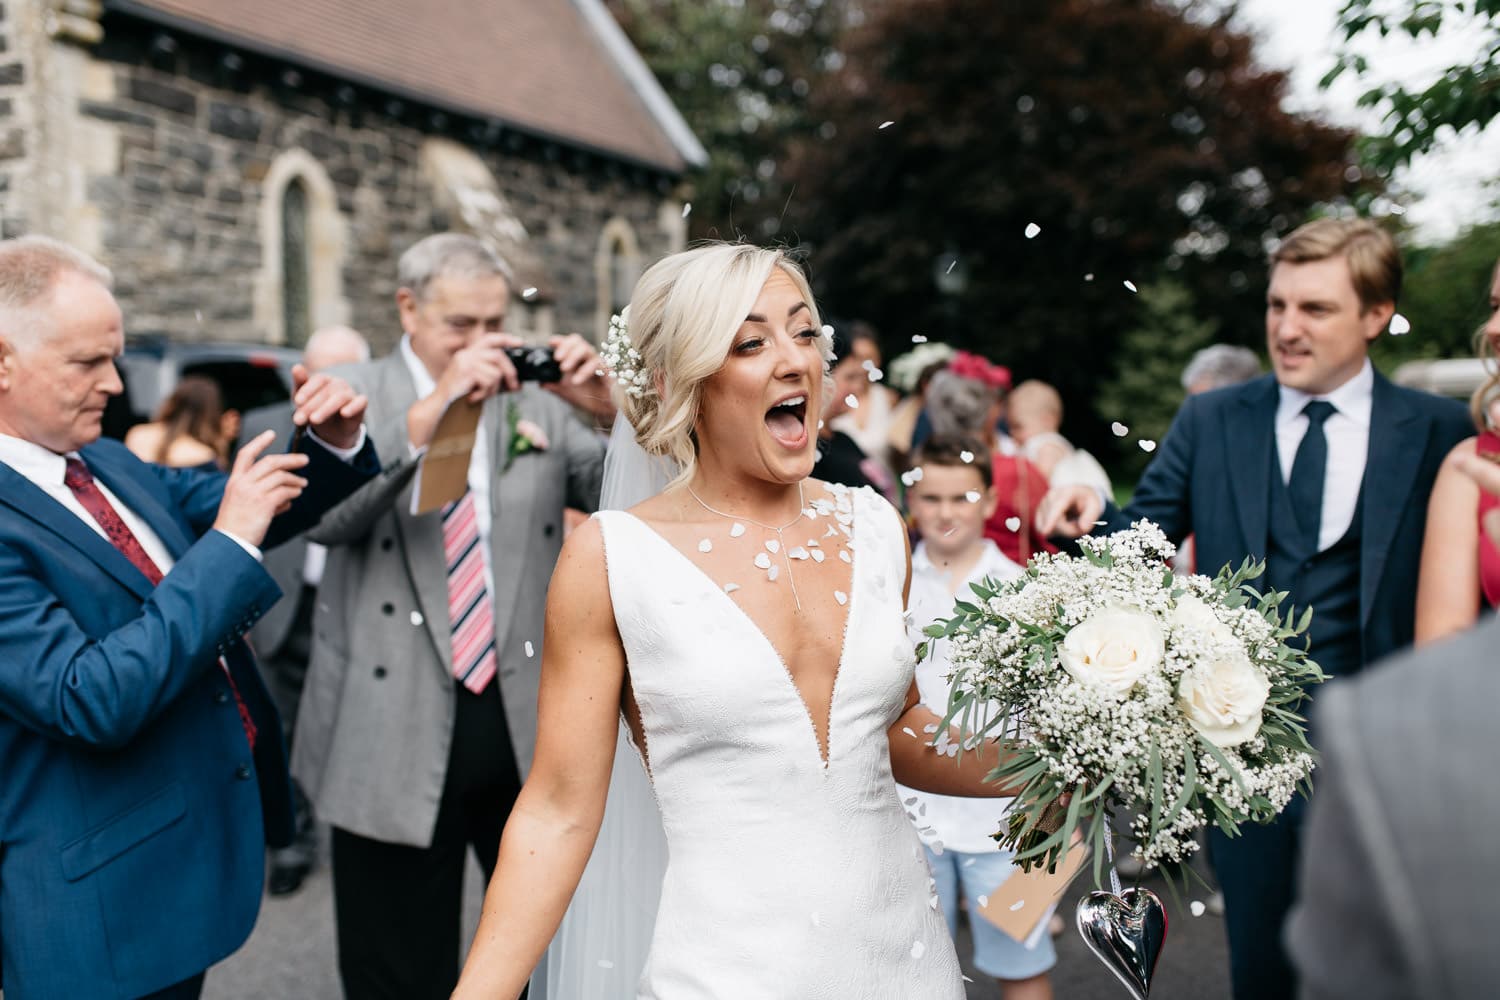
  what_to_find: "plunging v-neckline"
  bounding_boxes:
[616,507,857,768]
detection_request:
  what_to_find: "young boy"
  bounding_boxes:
[900,436,1057,1000]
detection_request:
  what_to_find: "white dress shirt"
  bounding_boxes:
[1274,359,1373,552]
[400,335,496,596]
[897,538,1025,854]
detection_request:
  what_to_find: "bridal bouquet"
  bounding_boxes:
[922,521,1323,885]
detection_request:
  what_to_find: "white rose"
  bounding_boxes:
[1059,607,1164,696]
[1177,654,1271,748]
[1169,594,1233,645]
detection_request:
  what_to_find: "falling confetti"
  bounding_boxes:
[1084,273,1096,281]
[879,120,895,129]
[524,641,535,658]
[1190,901,1207,917]
[909,467,925,483]
[681,203,692,219]
[195,309,203,323]
[1139,439,1157,453]
[960,450,975,463]
[965,490,982,503]
[1005,516,1022,531]
[1111,421,1129,437]
[902,727,918,739]
[1123,280,1138,293]
[845,394,860,408]
[409,611,424,626]
[1389,313,1411,335]
[835,590,848,605]
[598,959,615,969]
[1009,899,1025,912]
[522,286,538,299]
[1024,222,1041,239]
[912,334,928,343]
[698,538,713,553]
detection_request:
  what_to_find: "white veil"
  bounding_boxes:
[529,416,673,999]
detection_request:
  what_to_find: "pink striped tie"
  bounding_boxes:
[443,492,496,693]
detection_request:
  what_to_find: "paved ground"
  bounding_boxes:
[205,844,1229,999]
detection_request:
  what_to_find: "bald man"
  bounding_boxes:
[239,325,372,895]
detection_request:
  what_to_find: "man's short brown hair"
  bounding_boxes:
[1270,218,1401,311]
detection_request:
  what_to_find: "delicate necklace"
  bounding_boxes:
[688,483,809,610]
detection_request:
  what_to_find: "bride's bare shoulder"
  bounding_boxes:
[623,490,690,526]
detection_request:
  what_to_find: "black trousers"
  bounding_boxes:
[139,972,204,1000]
[1208,795,1306,1000]
[332,678,523,1000]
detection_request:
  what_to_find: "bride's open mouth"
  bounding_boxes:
[764,393,809,449]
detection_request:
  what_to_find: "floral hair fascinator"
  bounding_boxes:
[600,306,653,399]
[948,350,1012,391]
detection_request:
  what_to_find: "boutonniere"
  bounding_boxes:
[504,398,549,470]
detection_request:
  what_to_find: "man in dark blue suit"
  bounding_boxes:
[1038,218,1472,1000]
[0,236,378,999]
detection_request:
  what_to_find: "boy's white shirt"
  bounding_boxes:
[898,537,1025,854]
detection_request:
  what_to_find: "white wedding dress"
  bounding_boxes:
[581,486,965,999]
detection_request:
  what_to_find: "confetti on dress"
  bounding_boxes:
[754,553,772,570]
[724,582,740,594]
[767,563,780,581]
[730,522,747,538]
[765,539,780,553]
[698,538,713,553]
[835,591,848,606]
[810,549,826,563]
[910,941,926,959]
[839,550,852,564]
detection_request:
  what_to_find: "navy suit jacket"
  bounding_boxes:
[1103,371,1470,666]
[0,435,376,999]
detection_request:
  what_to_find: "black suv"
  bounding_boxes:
[104,337,301,441]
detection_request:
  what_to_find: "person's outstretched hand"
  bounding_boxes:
[290,364,368,450]
[212,429,310,546]
[1035,483,1104,539]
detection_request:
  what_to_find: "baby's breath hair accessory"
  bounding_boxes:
[601,306,653,399]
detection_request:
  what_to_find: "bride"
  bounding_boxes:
[453,243,1023,999]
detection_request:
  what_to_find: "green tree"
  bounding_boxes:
[1096,280,1221,485]
[604,0,853,241]
[1370,220,1500,369]
[1327,0,1500,174]
[785,0,1366,464]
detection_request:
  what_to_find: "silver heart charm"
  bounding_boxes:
[1075,888,1168,999]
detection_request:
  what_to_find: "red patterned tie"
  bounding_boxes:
[64,458,258,749]
[443,491,496,693]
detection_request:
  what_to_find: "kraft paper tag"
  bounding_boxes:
[977,839,1089,944]
[412,397,483,515]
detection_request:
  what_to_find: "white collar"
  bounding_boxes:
[1276,358,1374,429]
[912,538,1011,583]
[398,334,438,399]
[0,431,73,486]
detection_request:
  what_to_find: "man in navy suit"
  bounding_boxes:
[1038,218,1471,1000]
[0,235,378,999]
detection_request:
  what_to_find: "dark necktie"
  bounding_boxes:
[1287,400,1336,551]
[63,457,258,749]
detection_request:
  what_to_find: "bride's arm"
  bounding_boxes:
[453,520,627,1000]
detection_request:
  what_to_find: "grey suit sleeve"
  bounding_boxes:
[1289,684,1415,1000]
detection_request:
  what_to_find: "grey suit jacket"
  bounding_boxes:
[238,402,308,657]
[291,352,605,846]
[1288,616,1500,999]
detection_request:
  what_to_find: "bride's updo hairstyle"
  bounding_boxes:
[614,242,827,484]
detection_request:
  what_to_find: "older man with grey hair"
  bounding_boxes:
[1182,343,1262,395]
[293,232,613,998]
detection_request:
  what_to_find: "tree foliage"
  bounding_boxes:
[783,0,1367,462]
[1370,220,1500,369]
[604,0,852,241]
[1327,0,1500,174]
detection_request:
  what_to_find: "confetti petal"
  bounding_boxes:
[754,553,772,569]
[966,490,982,503]
[845,394,860,408]
[522,286,538,299]
[879,120,895,129]
[767,563,780,581]
[911,334,928,343]
[977,895,990,908]
[409,610,424,626]
[597,959,614,969]
[1123,279,1138,293]
[1190,900,1207,917]
[835,590,848,605]
[1009,899,1025,912]
[1139,439,1157,453]
[765,539,780,553]
[724,582,740,594]
[681,202,692,219]
[911,940,926,959]
[1389,312,1411,335]
[902,727,918,739]
[1024,222,1041,239]
[698,538,713,553]
[788,547,809,560]
[960,450,975,463]
[811,549,826,563]
[1005,516,1022,531]
[524,641,535,658]
[1111,421,1129,437]
[730,522,746,538]
[1084,273,1095,281]
[839,550,852,563]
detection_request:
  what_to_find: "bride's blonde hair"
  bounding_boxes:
[618,242,826,485]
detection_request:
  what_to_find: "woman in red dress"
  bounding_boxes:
[1415,257,1500,640]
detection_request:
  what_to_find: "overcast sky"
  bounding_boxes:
[1233,0,1500,242]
